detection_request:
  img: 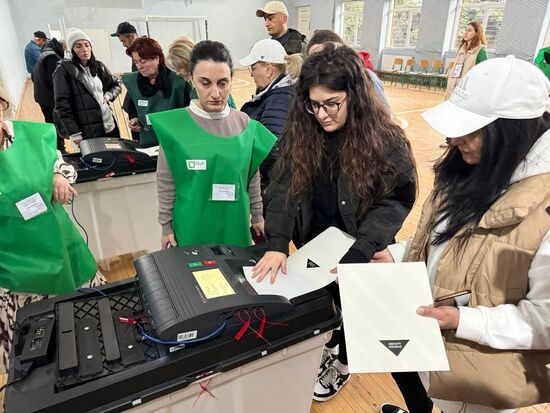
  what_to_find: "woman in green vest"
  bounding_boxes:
[123,37,191,147]
[0,87,104,373]
[149,40,276,249]
[167,36,237,109]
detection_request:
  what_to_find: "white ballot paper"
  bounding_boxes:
[338,262,449,373]
[135,145,160,157]
[243,227,355,299]
[242,265,334,300]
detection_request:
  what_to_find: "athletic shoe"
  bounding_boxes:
[313,365,350,402]
[380,403,409,413]
[318,346,338,377]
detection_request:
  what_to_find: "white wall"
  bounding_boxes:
[8,0,269,76]
[287,0,336,35]
[0,0,27,111]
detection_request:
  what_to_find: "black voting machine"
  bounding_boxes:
[4,244,341,413]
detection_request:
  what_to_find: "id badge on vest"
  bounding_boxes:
[451,63,464,78]
[211,184,238,201]
[16,192,48,221]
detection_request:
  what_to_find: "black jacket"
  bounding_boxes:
[53,58,121,139]
[241,74,295,185]
[264,139,417,262]
[33,39,64,108]
[276,28,306,55]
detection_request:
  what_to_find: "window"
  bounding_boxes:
[386,0,422,48]
[339,1,364,47]
[452,0,506,50]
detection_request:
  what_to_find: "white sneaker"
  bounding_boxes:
[313,365,350,402]
[318,346,338,377]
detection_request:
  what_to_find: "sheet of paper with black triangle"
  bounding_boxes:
[379,340,410,356]
[306,259,320,268]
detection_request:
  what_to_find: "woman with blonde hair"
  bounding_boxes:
[445,22,488,100]
[167,36,237,108]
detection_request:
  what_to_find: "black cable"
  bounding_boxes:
[80,155,116,171]
[70,194,89,245]
[0,361,33,392]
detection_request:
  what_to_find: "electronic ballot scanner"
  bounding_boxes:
[4,243,341,413]
[136,244,294,341]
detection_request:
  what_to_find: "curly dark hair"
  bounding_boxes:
[275,43,413,216]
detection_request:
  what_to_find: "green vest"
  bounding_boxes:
[0,121,97,294]
[535,46,550,81]
[122,70,189,147]
[149,108,276,247]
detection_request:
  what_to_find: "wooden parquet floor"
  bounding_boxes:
[2,73,548,413]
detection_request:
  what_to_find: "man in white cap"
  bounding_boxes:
[256,1,306,55]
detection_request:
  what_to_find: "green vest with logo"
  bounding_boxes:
[149,108,276,247]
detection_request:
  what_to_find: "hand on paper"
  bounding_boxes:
[52,173,78,205]
[369,249,395,263]
[417,305,459,330]
[161,233,177,250]
[252,251,287,284]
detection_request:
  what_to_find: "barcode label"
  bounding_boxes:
[177,330,198,341]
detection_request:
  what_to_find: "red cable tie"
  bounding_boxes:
[118,316,137,325]
[253,307,290,327]
[192,378,215,407]
[234,310,251,341]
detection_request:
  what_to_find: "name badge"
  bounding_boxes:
[451,63,464,78]
[138,99,149,107]
[212,184,236,201]
[16,192,48,221]
[186,160,207,170]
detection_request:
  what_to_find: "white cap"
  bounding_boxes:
[422,55,550,138]
[66,28,92,54]
[239,39,287,67]
[256,1,289,17]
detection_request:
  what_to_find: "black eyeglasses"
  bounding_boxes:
[0,100,9,111]
[305,97,346,116]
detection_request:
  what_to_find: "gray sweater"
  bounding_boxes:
[157,101,263,235]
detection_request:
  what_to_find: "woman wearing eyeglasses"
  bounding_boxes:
[252,44,416,401]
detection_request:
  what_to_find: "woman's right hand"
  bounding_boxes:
[369,248,395,263]
[128,118,142,132]
[252,251,287,284]
[161,234,177,250]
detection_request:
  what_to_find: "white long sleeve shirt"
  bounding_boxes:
[388,129,550,413]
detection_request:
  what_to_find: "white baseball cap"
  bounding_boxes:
[239,38,287,67]
[422,55,550,138]
[256,1,289,17]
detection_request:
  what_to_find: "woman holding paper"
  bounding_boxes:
[252,44,417,402]
[150,40,276,250]
[123,37,191,147]
[375,56,550,413]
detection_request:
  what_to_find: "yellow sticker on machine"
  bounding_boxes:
[192,268,236,299]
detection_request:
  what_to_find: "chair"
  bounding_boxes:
[379,57,403,83]
[412,59,431,88]
[397,58,416,86]
[436,61,455,90]
[420,59,443,90]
